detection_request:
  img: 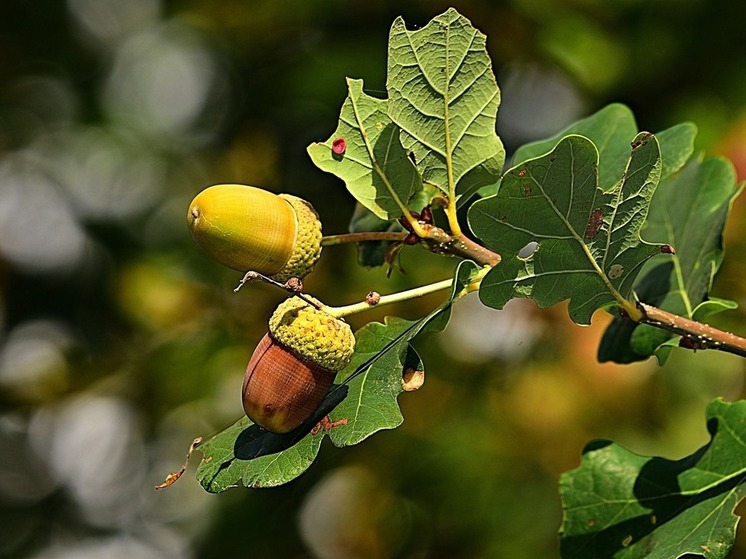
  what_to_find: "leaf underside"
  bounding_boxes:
[387,7,505,205]
[559,398,746,559]
[195,260,478,491]
[469,132,663,325]
[307,78,421,221]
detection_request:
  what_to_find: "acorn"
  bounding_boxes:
[187,184,322,282]
[242,296,355,433]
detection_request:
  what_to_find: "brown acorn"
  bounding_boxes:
[187,184,322,281]
[242,296,355,433]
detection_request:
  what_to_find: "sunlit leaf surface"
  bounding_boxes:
[308,78,421,220]
[387,8,505,204]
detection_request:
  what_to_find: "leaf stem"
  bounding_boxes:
[346,80,428,238]
[636,303,746,358]
[321,232,409,246]
[445,201,463,237]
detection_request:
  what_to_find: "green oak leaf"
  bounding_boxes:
[512,104,695,190]
[196,417,326,492]
[656,122,698,178]
[328,259,477,446]
[599,155,743,364]
[559,398,746,559]
[469,133,663,325]
[327,318,424,447]
[195,260,478,491]
[307,77,421,220]
[387,8,505,205]
[514,104,637,191]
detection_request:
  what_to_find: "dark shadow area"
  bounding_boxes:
[561,417,744,558]
[598,261,675,363]
[232,384,349,460]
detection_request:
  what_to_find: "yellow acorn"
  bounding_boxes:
[187,184,322,281]
[242,296,356,433]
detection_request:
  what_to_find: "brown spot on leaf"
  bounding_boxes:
[630,133,653,150]
[402,368,425,391]
[584,208,604,239]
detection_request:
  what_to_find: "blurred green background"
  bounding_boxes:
[2,0,746,557]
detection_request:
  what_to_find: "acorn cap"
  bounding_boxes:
[277,194,323,282]
[242,297,355,434]
[269,296,355,372]
[187,184,322,281]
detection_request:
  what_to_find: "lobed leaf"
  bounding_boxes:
[387,8,505,205]
[514,104,638,191]
[326,318,423,447]
[328,259,478,447]
[512,104,696,190]
[195,387,346,492]
[195,260,479,491]
[469,133,663,325]
[599,155,743,364]
[307,78,421,220]
[559,398,746,559]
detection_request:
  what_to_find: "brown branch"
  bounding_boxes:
[637,302,746,358]
[322,227,501,267]
[418,225,501,267]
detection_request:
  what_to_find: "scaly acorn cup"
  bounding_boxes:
[242,296,355,433]
[187,184,322,282]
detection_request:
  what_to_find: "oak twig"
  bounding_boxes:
[637,302,746,358]
[322,226,501,267]
[418,225,501,267]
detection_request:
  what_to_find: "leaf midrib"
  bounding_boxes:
[527,139,627,306]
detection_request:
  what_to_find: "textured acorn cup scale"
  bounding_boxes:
[242,296,356,433]
[187,184,322,282]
